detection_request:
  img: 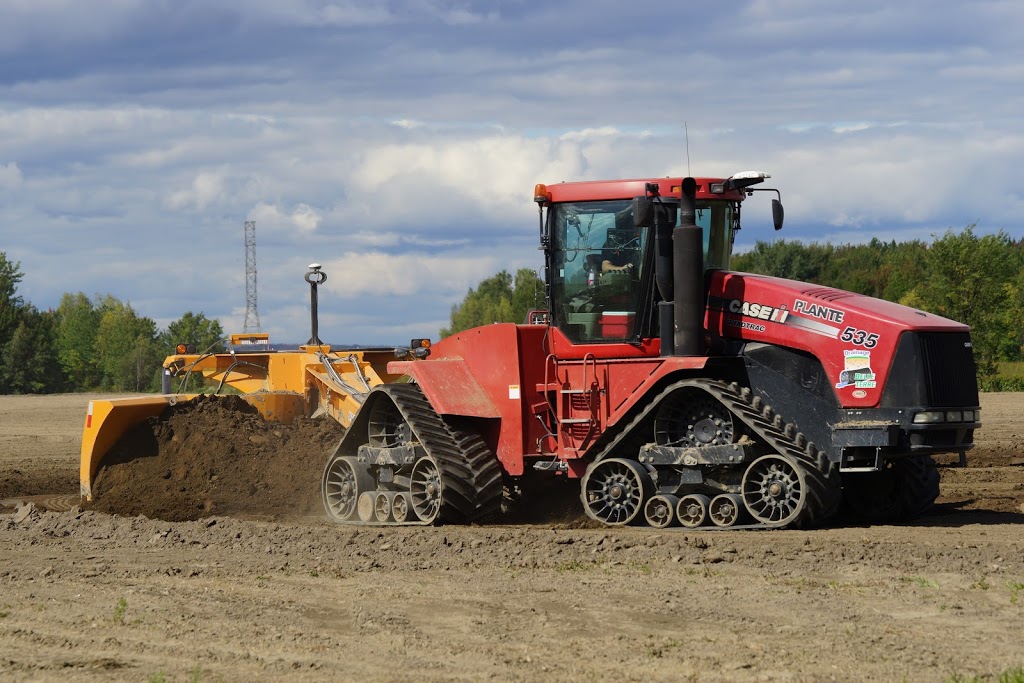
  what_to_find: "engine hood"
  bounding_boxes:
[706,271,970,408]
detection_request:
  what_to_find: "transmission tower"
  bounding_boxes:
[243,220,261,332]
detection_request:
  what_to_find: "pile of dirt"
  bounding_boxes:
[87,395,344,522]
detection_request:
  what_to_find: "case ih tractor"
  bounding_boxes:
[321,173,980,529]
[81,172,980,530]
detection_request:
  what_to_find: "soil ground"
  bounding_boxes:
[1,393,1022,682]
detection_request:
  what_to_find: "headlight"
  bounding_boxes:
[912,411,945,424]
[962,410,974,422]
[945,411,963,422]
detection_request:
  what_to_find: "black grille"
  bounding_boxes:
[920,332,979,406]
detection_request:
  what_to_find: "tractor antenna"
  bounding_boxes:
[243,220,261,333]
[684,121,691,177]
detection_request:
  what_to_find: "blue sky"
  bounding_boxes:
[1,0,1022,344]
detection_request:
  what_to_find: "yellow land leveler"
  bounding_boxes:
[80,265,424,500]
[78,333,412,499]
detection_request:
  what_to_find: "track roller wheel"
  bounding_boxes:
[643,494,679,528]
[410,455,444,523]
[322,455,374,523]
[374,492,393,522]
[391,492,411,523]
[357,491,376,522]
[676,494,710,528]
[581,458,653,526]
[741,453,807,526]
[708,493,743,527]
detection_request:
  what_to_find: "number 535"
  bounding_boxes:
[840,326,879,348]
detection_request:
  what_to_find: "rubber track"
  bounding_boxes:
[593,378,842,529]
[711,380,842,528]
[843,454,940,523]
[380,384,503,524]
[445,420,504,522]
[891,455,940,520]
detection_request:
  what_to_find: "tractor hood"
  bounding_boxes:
[706,270,971,408]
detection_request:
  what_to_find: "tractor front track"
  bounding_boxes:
[322,384,501,526]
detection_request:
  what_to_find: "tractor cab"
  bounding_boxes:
[539,176,766,345]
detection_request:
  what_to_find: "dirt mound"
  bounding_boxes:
[88,395,344,522]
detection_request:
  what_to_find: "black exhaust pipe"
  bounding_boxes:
[673,178,705,356]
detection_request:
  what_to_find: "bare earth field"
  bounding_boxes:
[1,393,1023,682]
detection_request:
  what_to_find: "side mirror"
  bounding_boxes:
[632,197,654,227]
[772,199,784,231]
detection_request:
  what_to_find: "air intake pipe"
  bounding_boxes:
[673,178,705,356]
[651,196,676,356]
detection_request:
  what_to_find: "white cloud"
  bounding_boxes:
[391,119,424,129]
[347,135,583,226]
[831,122,873,134]
[0,162,23,188]
[166,170,228,212]
[322,251,498,298]
[248,201,323,234]
[559,127,621,142]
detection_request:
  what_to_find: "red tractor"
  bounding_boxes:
[322,173,979,529]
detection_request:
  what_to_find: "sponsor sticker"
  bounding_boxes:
[836,350,876,389]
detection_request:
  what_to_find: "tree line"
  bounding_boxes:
[4,224,1020,394]
[445,226,1023,389]
[0,252,224,394]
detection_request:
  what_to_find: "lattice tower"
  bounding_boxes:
[243,220,261,332]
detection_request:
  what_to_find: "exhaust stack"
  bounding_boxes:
[673,178,705,356]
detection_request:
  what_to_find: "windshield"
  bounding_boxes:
[548,198,736,344]
[549,200,647,343]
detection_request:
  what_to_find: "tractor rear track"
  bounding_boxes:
[324,384,502,526]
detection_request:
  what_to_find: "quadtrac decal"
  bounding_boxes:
[835,349,876,390]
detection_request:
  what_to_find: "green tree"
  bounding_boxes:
[0,252,26,351]
[55,292,102,390]
[94,299,161,391]
[731,240,833,283]
[0,307,64,394]
[879,240,929,303]
[158,312,226,392]
[823,240,888,297]
[158,311,225,355]
[1004,264,1024,361]
[899,226,1022,377]
[441,268,545,337]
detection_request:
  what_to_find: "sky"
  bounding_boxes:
[2,0,1023,345]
